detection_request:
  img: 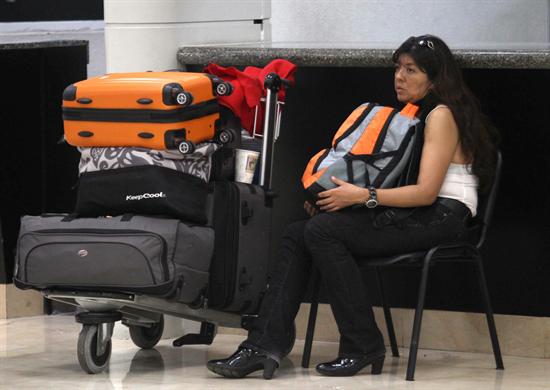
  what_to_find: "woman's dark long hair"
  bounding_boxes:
[392,35,500,192]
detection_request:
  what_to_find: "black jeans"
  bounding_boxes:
[241,200,468,363]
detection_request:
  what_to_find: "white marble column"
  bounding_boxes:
[104,0,271,72]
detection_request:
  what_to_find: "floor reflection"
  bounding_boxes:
[3,315,550,390]
[122,348,165,386]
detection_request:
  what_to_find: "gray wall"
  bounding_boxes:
[0,21,106,77]
[271,0,550,48]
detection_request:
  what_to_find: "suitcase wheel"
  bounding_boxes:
[217,128,236,144]
[215,82,234,97]
[172,89,193,106]
[178,140,196,154]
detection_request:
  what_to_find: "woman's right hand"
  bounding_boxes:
[304,201,318,217]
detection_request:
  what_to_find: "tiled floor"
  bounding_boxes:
[1,315,548,389]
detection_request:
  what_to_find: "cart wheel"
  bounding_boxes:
[283,322,297,357]
[217,129,234,144]
[178,141,195,154]
[77,324,112,374]
[129,315,164,349]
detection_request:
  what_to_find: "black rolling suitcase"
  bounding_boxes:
[203,73,289,316]
[207,181,273,314]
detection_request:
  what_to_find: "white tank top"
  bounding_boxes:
[438,163,478,216]
[426,105,479,216]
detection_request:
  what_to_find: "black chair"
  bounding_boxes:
[301,152,504,381]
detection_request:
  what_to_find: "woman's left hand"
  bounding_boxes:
[316,176,366,212]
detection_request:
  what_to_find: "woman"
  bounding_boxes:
[207,35,499,379]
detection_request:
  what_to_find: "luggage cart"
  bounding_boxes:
[42,73,293,374]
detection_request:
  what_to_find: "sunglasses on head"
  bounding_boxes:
[417,38,435,51]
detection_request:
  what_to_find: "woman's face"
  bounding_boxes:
[394,54,432,103]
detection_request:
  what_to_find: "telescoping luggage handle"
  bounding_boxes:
[259,73,292,191]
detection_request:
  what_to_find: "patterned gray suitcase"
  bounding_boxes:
[78,142,220,182]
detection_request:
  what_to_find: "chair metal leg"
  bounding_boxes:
[406,250,435,381]
[301,270,321,368]
[374,266,399,357]
[474,256,504,370]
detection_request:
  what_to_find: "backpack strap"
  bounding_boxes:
[332,103,377,148]
[400,103,420,118]
[344,151,397,186]
[350,107,397,155]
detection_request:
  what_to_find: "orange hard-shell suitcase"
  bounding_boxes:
[62,72,233,153]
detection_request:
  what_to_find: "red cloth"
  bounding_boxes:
[204,59,297,136]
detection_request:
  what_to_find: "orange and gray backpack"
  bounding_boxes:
[302,102,421,196]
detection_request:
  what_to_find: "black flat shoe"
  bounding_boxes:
[315,351,385,377]
[207,347,279,379]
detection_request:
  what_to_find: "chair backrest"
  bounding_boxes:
[471,151,502,249]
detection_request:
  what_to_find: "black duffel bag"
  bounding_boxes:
[74,165,209,224]
[15,214,214,302]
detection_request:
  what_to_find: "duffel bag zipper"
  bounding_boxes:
[24,240,158,285]
[20,229,169,283]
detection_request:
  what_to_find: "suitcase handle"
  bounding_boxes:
[264,73,293,90]
[259,73,292,191]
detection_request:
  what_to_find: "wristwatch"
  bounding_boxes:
[365,186,379,208]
